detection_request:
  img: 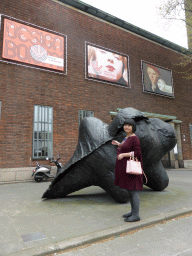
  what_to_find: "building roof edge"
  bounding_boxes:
[57,0,192,56]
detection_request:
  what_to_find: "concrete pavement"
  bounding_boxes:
[58,214,192,256]
[0,169,192,256]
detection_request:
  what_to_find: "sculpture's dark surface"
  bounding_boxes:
[42,108,177,203]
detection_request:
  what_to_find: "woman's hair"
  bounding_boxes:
[147,64,161,76]
[121,55,127,74]
[88,46,97,65]
[123,118,136,133]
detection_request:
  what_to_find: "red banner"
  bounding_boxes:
[2,19,65,71]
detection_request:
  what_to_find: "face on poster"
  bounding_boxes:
[87,44,129,86]
[2,18,65,71]
[142,61,174,97]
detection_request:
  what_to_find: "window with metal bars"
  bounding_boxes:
[190,124,192,145]
[33,105,53,158]
[78,110,94,127]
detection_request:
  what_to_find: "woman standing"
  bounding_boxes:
[112,118,143,222]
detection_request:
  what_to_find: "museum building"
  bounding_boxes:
[0,0,192,182]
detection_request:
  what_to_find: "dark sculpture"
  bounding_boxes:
[42,108,177,203]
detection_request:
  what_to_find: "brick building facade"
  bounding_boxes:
[0,0,192,182]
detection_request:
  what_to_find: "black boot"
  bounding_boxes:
[123,212,132,218]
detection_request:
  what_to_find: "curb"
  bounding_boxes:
[10,207,192,256]
[1,168,192,185]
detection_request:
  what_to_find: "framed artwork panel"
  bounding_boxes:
[85,42,130,87]
[0,15,67,74]
[141,61,174,98]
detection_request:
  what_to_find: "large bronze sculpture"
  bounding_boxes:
[42,108,177,203]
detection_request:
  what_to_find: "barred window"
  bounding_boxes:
[33,105,53,158]
[190,124,192,145]
[78,110,94,127]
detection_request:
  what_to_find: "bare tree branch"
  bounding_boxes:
[158,0,192,78]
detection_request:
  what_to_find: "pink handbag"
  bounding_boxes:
[126,158,142,175]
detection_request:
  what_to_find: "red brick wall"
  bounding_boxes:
[0,0,191,168]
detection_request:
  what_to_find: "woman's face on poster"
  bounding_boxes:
[147,67,159,85]
[93,48,124,82]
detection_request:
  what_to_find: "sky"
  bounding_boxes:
[81,0,188,49]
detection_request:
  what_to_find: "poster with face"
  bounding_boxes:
[142,61,174,97]
[2,17,66,73]
[86,43,129,87]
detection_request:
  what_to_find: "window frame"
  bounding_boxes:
[78,110,94,127]
[190,123,192,145]
[33,105,53,159]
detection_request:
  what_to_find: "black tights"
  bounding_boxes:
[123,190,140,221]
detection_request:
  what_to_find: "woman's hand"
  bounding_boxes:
[88,60,102,76]
[112,140,120,146]
[117,154,124,160]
